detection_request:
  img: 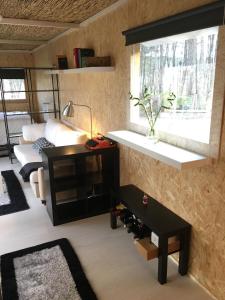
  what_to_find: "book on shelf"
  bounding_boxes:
[57,55,68,69]
[73,48,79,68]
[81,56,111,67]
[73,48,95,68]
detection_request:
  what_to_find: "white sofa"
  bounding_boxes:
[14,119,87,200]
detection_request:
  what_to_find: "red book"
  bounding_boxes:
[73,48,79,68]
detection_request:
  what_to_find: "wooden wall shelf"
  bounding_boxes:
[107,130,211,170]
[46,66,115,75]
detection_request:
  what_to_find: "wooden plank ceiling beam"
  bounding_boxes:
[0,15,80,29]
[0,49,32,53]
[0,39,46,45]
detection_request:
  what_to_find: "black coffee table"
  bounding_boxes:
[110,184,191,284]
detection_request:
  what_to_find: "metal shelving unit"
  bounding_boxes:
[0,67,61,163]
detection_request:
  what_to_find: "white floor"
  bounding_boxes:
[0,157,214,300]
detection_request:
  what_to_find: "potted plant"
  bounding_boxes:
[130,87,176,140]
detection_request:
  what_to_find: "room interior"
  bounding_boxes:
[0,0,224,299]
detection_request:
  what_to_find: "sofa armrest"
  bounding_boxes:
[22,123,46,142]
[29,171,40,198]
[38,167,45,201]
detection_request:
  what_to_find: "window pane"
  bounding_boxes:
[136,27,218,143]
[1,79,26,100]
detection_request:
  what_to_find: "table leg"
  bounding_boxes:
[110,210,117,229]
[179,227,191,275]
[158,236,168,284]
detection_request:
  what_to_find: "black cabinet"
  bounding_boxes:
[42,145,119,225]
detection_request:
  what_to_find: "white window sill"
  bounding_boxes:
[107,130,212,170]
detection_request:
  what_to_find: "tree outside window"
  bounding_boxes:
[0,79,26,100]
[131,27,218,144]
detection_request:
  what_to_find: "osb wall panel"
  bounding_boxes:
[34,4,129,133]
[34,1,225,299]
[120,144,225,299]
[0,101,28,112]
[127,0,217,28]
[0,52,33,67]
[0,53,34,112]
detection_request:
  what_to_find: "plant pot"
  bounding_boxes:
[146,128,158,143]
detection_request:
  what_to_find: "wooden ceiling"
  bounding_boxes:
[0,0,119,52]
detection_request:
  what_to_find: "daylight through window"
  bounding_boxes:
[130,27,218,144]
[0,79,26,100]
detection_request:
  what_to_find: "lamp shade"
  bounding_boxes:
[62,101,74,117]
[62,101,93,138]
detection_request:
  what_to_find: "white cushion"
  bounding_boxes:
[54,123,87,146]
[14,144,42,167]
[17,120,87,167]
[22,123,46,142]
[44,119,61,145]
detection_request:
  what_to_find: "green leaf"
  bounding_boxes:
[144,86,148,93]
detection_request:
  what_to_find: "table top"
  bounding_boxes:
[119,185,191,237]
[42,144,117,160]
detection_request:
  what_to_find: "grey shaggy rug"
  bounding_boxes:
[13,245,81,300]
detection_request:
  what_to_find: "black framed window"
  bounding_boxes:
[128,2,225,157]
[0,68,26,100]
